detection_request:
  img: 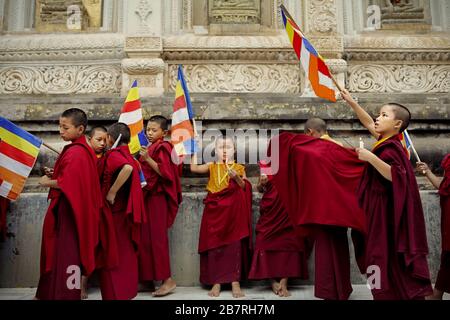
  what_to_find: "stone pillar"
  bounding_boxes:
[121,0,164,97]
[5,0,31,32]
[301,0,346,93]
[0,0,5,32]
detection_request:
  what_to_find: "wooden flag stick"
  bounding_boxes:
[42,142,60,155]
[330,74,344,93]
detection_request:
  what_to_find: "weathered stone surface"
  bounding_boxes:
[0,190,444,287]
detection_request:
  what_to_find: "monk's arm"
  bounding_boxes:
[368,155,393,182]
[108,165,133,195]
[39,176,60,189]
[190,154,209,174]
[341,89,380,140]
[417,162,442,189]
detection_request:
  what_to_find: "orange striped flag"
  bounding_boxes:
[118,80,148,154]
[281,5,336,102]
[0,117,42,200]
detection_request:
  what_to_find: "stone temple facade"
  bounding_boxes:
[0,0,449,288]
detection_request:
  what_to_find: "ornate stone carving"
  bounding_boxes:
[209,0,260,24]
[168,64,301,93]
[122,58,165,75]
[0,33,125,62]
[135,0,153,33]
[125,36,162,56]
[308,0,338,34]
[182,0,193,30]
[348,64,450,93]
[381,0,425,21]
[0,64,121,94]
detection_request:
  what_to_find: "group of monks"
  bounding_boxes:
[24,87,449,301]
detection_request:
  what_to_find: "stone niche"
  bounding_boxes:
[35,0,103,32]
[208,0,262,34]
[380,0,430,30]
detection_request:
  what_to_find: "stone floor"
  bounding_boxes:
[0,285,449,300]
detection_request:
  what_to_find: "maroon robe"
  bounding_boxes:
[36,136,101,300]
[358,136,433,300]
[0,197,9,241]
[270,132,367,300]
[249,181,308,280]
[436,154,450,293]
[199,179,253,285]
[138,139,182,281]
[98,145,144,300]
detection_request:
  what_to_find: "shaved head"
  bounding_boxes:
[386,103,411,133]
[305,118,327,136]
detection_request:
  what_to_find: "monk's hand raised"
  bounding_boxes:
[340,89,356,105]
[356,148,374,162]
[106,190,116,205]
[416,162,429,175]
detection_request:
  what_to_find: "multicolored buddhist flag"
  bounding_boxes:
[280,5,337,102]
[118,80,149,154]
[0,117,42,200]
[171,65,197,156]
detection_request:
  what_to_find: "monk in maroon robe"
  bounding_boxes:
[98,123,144,300]
[36,108,101,300]
[271,132,367,300]
[417,154,450,299]
[138,116,182,296]
[191,137,252,298]
[249,173,309,297]
[0,197,9,241]
[342,90,433,300]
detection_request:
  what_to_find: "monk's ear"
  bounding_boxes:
[394,119,403,131]
[77,125,85,135]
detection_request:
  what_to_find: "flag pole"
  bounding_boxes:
[404,130,421,163]
[42,142,60,155]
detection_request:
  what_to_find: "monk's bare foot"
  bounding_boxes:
[81,276,88,300]
[231,282,245,298]
[271,280,281,296]
[279,278,291,297]
[152,278,176,297]
[208,284,221,297]
[426,289,444,300]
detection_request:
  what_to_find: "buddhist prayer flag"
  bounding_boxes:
[119,80,149,154]
[280,5,337,102]
[0,117,42,200]
[171,65,197,156]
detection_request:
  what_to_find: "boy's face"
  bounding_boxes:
[216,138,235,163]
[89,130,107,154]
[375,105,402,136]
[59,117,84,142]
[146,121,166,143]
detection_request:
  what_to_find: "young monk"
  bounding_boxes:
[417,154,450,300]
[138,115,182,297]
[97,122,144,300]
[190,136,252,298]
[304,117,343,147]
[88,126,107,158]
[341,89,433,300]
[36,108,101,300]
[248,167,309,297]
[303,117,356,300]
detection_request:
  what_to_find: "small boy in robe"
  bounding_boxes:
[88,126,107,158]
[341,89,433,300]
[97,122,144,300]
[417,155,450,300]
[138,115,182,297]
[190,136,252,298]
